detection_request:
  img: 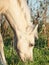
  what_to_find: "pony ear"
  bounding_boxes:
[33,24,38,39]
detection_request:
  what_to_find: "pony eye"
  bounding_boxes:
[29,43,33,47]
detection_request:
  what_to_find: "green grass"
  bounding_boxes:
[4,44,49,65]
[2,26,49,65]
[3,32,49,65]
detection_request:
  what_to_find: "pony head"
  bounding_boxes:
[16,24,38,62]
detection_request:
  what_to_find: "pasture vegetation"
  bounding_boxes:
[1,23,49,65]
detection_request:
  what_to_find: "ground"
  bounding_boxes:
[1,22,49,65]
[4,45,49,65]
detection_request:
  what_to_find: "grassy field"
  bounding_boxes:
[4,43,49,65]
[3,32,49,65]
[1,25,49,65]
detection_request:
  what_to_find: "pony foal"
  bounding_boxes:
[0,0,38,65]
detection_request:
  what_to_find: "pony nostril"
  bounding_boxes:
[29,43,34,47]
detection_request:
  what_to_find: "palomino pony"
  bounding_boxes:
[0,0,38,65]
